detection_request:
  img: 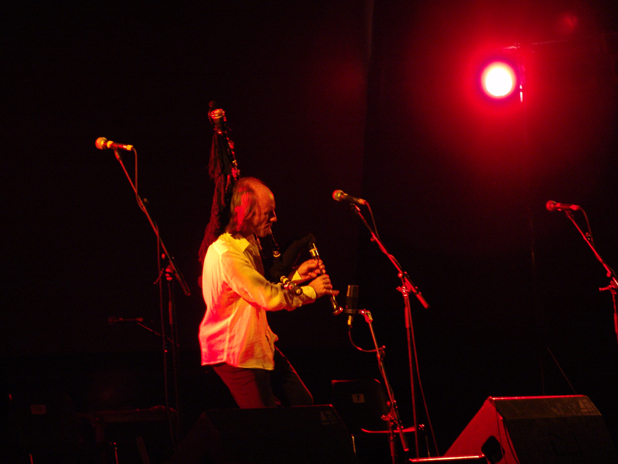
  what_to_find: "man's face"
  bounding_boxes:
[247,186,277,238]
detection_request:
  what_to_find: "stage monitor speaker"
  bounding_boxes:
[169,404,357,464]
[409,458,487,463]
[443,395,618,464]
[331,378,391,434]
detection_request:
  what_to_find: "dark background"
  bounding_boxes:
[3,0,618,462]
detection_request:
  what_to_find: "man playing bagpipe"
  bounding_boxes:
[199,177,338,408]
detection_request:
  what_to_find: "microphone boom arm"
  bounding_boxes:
[563,210,618,344]
[111,149,191,296]
[350,204,429,309]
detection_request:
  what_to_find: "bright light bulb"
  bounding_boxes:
[481,62,516,99]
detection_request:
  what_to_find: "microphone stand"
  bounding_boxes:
[563,210,618,344]
[111,148,190,447]
[349,203,429,459]
[346,306,409,464]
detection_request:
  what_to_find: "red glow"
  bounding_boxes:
[480,61,517,99]
[557,13,579,36]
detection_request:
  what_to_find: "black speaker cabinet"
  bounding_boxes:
[444,395,618,464]
[170,405,357,464]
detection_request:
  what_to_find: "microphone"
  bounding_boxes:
[346,284,359,310]
[96,137,134,151]
[345,285,360,325]
[108,316,144,325]
[332,190,367,206]
[546,200,581,212]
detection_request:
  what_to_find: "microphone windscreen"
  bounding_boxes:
[346,285,359,309]
[95,137,108,150]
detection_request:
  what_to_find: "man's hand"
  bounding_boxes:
[308,274,340,299]
[293,259,326,282]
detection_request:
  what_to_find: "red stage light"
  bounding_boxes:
[480,61,518,99]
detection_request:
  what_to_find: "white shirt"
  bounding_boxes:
[200,232,316,370]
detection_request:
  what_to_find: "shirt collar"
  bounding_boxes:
[226,232,259,253]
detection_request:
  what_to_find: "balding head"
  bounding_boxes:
[225,177,276,238]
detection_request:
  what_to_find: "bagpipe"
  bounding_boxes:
[198,102,342,314]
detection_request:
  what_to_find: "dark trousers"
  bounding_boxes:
[212,347,313,408]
